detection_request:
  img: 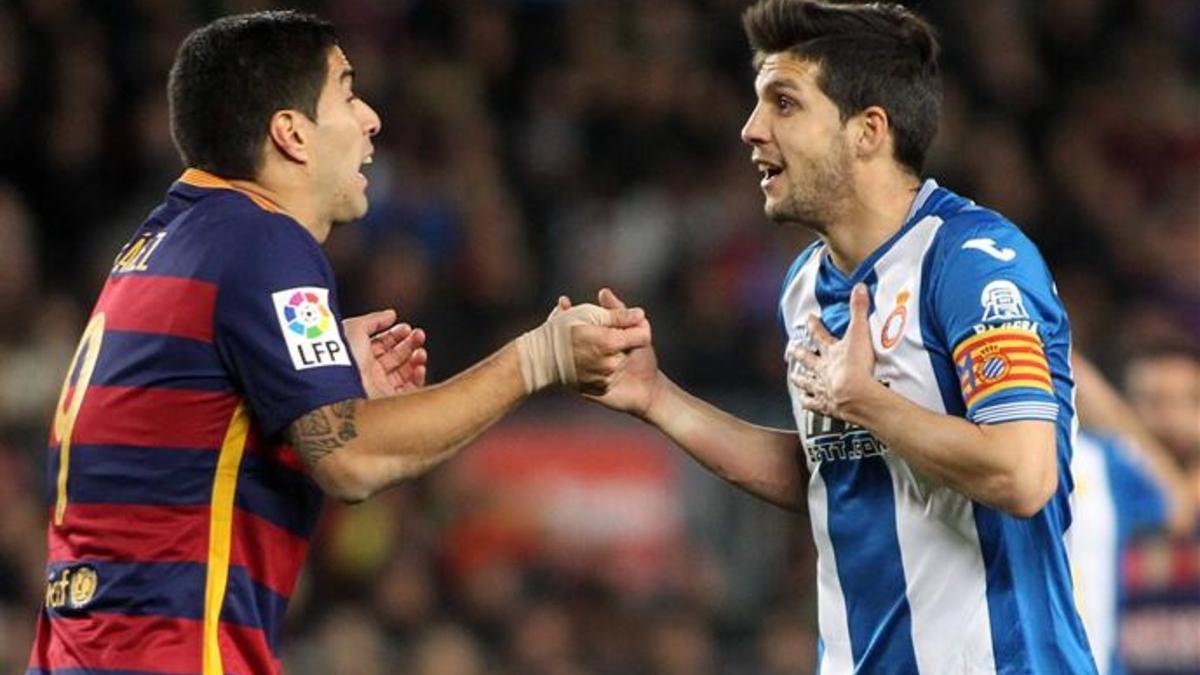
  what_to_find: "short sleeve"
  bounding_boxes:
[1104,435,1169,535]
[214,215,366,437]
[930,216,1065,424]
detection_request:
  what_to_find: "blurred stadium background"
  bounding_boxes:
[0,0,1196,673]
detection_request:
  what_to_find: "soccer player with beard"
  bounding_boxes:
[28,11,647,674]
[581,1,1096,672]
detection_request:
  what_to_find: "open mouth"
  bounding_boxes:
[755,159,784,188]
[357,155,373,186]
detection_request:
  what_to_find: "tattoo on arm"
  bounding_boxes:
[287,399,359,467]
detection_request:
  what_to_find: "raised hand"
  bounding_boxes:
[789,283,877,422]
[514,297,649,395]
[343,309,428,399]
[579,288,662,416]
[569,296,651,397]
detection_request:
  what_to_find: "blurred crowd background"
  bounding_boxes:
[0,0,1197,673]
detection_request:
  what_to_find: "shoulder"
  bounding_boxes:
[189,197,327,282]
[929,200,1047,271]
[202,195,318,254]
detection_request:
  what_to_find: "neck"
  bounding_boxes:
[822,169,921,274]
[233,164,332,243]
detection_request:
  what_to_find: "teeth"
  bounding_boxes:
[362,156,373,166]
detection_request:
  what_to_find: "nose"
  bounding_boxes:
[359,99,381,137]
[741,102,767,147]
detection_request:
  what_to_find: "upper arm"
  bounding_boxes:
[929,217,1068,427]
[213,217,366,440]
[927,217,1067,512]
[979,418,1058,481]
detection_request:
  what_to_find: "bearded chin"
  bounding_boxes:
[766,196,827,233]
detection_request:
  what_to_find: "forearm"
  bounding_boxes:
[318,343,527,501]
[644,374,805,510]
[842,383,1056,517]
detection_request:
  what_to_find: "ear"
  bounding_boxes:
[850,105,891,161]
[266,110,312,165]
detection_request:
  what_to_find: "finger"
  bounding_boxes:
[354,309,399,338]
[792,345,820,370]
[372,324,411,356]
[407,347,428,368]
[597,287,627,310]
[609,322,652,352]
[607,306,646,329]
[800,393,828,416]
[806,314,836,348]
[847,283,872,344]
[549,295,573,319]
[377,350,403,372]
[390,328,426,361]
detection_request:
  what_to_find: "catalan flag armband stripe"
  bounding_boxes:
[953,328,1054,410]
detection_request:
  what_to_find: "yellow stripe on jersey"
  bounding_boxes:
[964,378,1054,409]
[952,327,1043,362]
[203,402,250,675]
[955,327,1054,410]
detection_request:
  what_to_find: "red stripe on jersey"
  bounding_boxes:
[230,509,310,598]
[66,386,240,449]
[94,275,218,342]
[46,504,208,564]
[47,504,308,601]
[28,612,280,674]
[29,611,202,673]
[220,618,283,674]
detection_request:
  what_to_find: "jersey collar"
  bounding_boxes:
[176,168,288,216]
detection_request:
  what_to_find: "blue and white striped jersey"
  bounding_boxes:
[781,180,1096,674]
[1068,431,1168,675]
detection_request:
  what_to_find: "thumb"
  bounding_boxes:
[847,284,871,343]
[597,287,627,310]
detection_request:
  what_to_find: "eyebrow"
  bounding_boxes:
[758,78,806,97]
[340,68,355,85]
[763,77,802,93]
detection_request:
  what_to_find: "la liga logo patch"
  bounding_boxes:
[283,290,333,339]
[272,286,352,370]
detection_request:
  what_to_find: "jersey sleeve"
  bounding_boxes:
[1104,435,1170,535]
[929,216,1066,424]
[214,214,366,438]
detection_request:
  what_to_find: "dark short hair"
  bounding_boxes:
[742,0,941,175]
[168,11,337,179]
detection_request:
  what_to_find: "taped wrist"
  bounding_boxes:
[515,304,610,393]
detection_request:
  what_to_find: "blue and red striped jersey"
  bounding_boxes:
[28,169,366,675]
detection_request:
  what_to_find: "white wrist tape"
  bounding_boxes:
[515,304,611,393]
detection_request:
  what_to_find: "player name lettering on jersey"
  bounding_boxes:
[972,319,1040,335]
[111,231,167,274]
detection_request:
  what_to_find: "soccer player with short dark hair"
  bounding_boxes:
[583,1,1098,671]
[28,11,648,674]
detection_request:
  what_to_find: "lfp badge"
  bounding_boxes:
[272,286,352,370]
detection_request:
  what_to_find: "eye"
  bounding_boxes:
[777,95,795,113]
